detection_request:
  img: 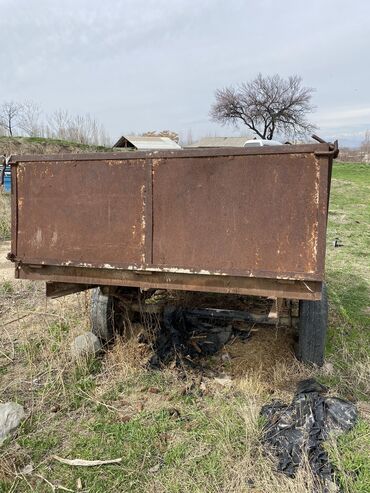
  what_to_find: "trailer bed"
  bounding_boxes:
[8,143,335,300]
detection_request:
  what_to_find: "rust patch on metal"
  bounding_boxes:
[152,153,327,279]
[306,154,321,272]
[15,159,148,267]
[140,184,146,264]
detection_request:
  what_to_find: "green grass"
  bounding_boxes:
[0,135,112,152]
[323,162,370,492]
[327,419,370,493]
[24,136,111,152]
[324,163,370,401]
[0,280,13,294]
[3,378,251,493]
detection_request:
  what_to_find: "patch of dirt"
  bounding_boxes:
[103,307,308,398]
[222,325,296,378]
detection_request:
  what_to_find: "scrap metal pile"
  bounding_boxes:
[144,306,252,368]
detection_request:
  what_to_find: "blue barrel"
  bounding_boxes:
[2,166,11,193]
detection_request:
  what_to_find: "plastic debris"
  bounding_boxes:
[148,306,251,368]
[260,378,357,482]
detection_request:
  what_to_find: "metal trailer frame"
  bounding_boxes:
[8,139,338,304]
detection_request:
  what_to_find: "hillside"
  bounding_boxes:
[0,136,113,156]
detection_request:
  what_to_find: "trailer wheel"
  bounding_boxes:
[90,287,128,342]
[297,284,328,366]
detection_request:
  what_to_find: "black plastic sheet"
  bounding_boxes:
[261,378,357,482]
[148,306,250,368]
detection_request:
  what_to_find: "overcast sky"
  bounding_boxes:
[1,0,369,146]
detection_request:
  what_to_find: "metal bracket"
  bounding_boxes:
[312,134,339,158]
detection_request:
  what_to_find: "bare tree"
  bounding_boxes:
[0,99,112,145]
[18,100,42,137]
[47,109,72,140]
[210,74,316,140]
[0,101,24,136]
[97,125,112,147]
[70,114,102,145]
[45,109,111,146]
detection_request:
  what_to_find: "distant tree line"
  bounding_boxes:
[0,100,111,146]
[337,130,370,163]
[142,130,180,143]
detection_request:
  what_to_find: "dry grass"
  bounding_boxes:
[0,281,364,492]
[0,191,10,241]
[1,286,328,492]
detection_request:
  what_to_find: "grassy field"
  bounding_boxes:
[0,162,369,492]
[0,136,112,156]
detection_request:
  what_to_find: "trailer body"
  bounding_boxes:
[8,143,336,301]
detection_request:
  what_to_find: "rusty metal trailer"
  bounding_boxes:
[8,137,338,365]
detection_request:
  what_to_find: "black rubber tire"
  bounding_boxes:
[297,284,328,366]
[91,288,115,342]
[90,288,124,342]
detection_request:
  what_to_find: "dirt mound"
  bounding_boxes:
[0,136,113,157]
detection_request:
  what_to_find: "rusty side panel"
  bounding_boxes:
[15,159,148,268]
[10,163,18,277]
[12,147,331,295]
[152,153,329,280]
